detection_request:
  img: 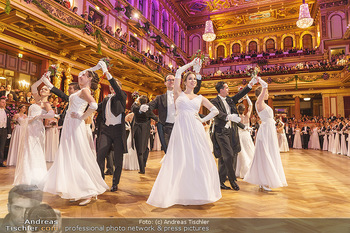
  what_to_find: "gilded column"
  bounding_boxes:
[52,62,63,90]
[64,64,73,96]
[94,83,101,103]
[293,95,301,120]
[225,42,231,57]
[277,35,282,50]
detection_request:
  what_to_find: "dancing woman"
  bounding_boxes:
[7,105,27,166]
[236,95,255,178]
[244,77,287,191]
[39,63,108,206]
[14,73,55,185]
[147,58,221,208]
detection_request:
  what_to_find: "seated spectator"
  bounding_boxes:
[81,10,88,19]
[105,26,114,36]
[62,0,70,9]
[115,28,121,38]
[88,11,94,23]
[94,18,104,29]
[72,6,78,14]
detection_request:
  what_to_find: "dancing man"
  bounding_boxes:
[96,61,127,192]
[211,78,257,190]
[140,70,202,153]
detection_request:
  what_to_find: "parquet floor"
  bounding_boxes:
[1,149,350,218]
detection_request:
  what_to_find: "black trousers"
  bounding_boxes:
[97,124,124,186]
[215,127,237,183]
[301,134,310,149]
[156,122,174,153]
[0,128,7,163]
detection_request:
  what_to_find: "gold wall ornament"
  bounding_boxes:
[64,64,73,96]
[94,83,101,103]
[53,62,63,89]
[0,24,6,33]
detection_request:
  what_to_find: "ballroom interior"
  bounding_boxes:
[1,0,350,222]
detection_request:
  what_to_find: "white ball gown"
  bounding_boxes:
[293,130,302,149]
[309,127,320,150]
[236,123,255,178]
[45,120,59,162]
[147,92,221,208]
[13,104,49,185]
[278,129,289,152]
[7,115,26,166]
[244,105,287,189]
[123,122,139,170]
[38,88,108,200]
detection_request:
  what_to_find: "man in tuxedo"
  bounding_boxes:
[26,92,33,103]
[285,122,293,147]
[301,123,310,149]
[141,73,202,153]
[0,97,11,167]
[0,85,18,101]
[131,96,158,174]
[211,79,257,190]
[96,62,127,192]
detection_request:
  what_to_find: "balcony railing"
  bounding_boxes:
[27,0,172,76]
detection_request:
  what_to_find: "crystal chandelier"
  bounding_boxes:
[296,0,314,28]
[203,20,216,42]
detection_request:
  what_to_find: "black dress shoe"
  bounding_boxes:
[220,183,231,190]
[138,171,145,174]
[230,180,240,191]
[110,185,118,192]
[0,163,6,167]
[104,170,113,175]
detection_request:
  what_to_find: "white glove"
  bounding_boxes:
[7,134,11,139]
[175,58,198,79]
[99,61,108,73]
[258,77,268,88]
[198,106,219,123]
[246,95,252,106]
[89,63,101,72]
[244,126,253,132]
[41,74,54,89]
[193,58,202,74]
[78,70,87,78]
[140,104,149,113]
[248,77,258,87]
[227,114,241,123]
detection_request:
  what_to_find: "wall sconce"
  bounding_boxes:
[95,6,100,11]
[18,53,23,58]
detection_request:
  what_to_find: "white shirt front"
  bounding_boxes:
[166,90,175,124]
[105,95,121,126]
[219,95,231,129]
[0,108,7,128]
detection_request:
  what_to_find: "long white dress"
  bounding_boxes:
[244,105,287,189]
[293,130,302,149]
[278,129,289,152]
[45,121,59,162]
[123,122,139,170]
[147,92,221,208]
[310,128,320,150]
[340,131,347,155]
[236,123,255,178]
[322,132,328,151]
[7,115,26,166]
[38,89,108,200]
[14,104,49,185]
